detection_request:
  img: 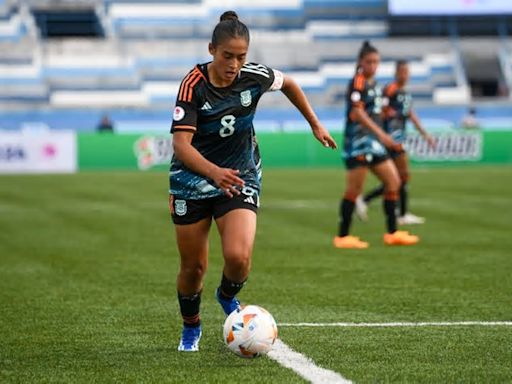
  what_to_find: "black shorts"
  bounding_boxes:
[169,191,259,225]
[388,147,406,160]
[345,153,389,170]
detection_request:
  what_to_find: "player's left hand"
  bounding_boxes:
[312,124,337,149]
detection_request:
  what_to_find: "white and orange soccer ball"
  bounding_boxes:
[223,305,278,358]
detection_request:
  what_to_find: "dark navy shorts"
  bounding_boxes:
[344,153,389,170]
[169,189,259,225]
[388,147,406,160]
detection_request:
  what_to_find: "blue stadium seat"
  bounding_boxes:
[0,0,501,131]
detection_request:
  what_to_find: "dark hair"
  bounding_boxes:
[356,40,378,71]
[220,10,238,22]
[211,11,250,47]
[395,59,408,71]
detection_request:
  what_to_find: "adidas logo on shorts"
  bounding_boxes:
[243,195,255,205]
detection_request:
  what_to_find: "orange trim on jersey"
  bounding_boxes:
[383,82,398,118]
[183,72,200,102]
[185,74,203,102]
[172,125,197,132]
[178,70,195,101]
[385,82,398,98]
[178,67,207,103]
[193,66,206,82]
[178,69,200,102]
[354,73,366,91]
[182,73,198,102]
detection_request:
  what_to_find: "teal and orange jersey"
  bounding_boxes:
[382,82,412,144]
[343,71,386,159]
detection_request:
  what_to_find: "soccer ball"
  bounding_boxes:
[223,305,278,358]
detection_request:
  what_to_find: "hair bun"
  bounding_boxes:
[362,40,371,48]
[220,10,239,22]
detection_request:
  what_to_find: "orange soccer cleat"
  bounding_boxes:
[333,235,369,249]
[383,230,419,246]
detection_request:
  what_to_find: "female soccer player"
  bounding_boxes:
[357,60,435,224]
[170,11,337,351]
[333,41,419,249]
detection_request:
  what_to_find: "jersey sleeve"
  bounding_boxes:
[266,67,284,92]
[349,74,366,109]
[171,69,203,133]
[383,83,398,100]
[382,83,398,117]
[241,63,284,93]
[171,100,197,133]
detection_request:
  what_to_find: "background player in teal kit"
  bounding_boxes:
[357,60,435,224]
[333,41,419,249]
[170,11,337,352]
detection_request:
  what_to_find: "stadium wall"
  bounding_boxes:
[1,130,511,174]
[76,131,512,171]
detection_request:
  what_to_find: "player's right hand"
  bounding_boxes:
[379,134,402,152]
[211,167,245,198]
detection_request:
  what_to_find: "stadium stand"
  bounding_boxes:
[0,0,511,132]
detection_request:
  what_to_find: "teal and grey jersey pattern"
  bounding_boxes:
[383,82,412,144]
[343,72,387,159]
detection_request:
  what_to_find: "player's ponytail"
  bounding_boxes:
[212,11,250,47]
[356,40,378,72]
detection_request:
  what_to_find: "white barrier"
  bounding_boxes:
[0,130,77,174]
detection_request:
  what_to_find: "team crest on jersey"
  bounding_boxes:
[175,199,187,216]
[240,90,252,107]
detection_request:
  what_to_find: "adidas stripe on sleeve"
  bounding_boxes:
[241,63,283,93]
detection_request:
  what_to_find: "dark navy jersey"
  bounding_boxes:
[383,82,412,144]
[343,72,386,159]
[170,62,283,199]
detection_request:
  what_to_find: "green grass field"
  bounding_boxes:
[1,166,511,383]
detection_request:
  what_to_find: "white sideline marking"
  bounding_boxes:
[279,321,512,328]
[267,322,512,383]
[267,339,352,384]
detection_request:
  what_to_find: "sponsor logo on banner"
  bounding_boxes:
[0,145,26,161]
[133,136,174,170]
[0,131,76,173]
[405,133,482,161]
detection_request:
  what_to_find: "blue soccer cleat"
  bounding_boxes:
[177,325,202,352]
[215,287,241,316]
